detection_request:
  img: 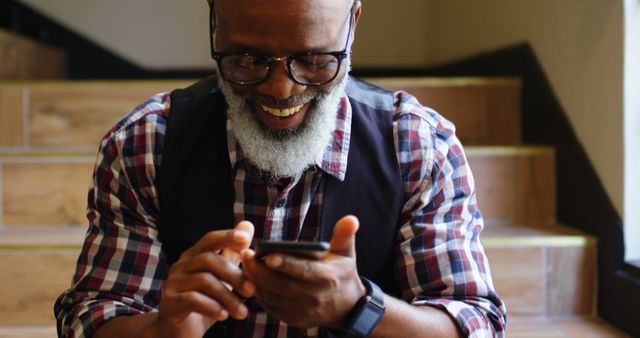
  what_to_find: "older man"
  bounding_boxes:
[55,0,507,337]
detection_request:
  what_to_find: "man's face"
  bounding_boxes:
[214,0,360,132]
[212,0,361,177]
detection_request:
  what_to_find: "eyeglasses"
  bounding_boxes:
[209,2,354,86]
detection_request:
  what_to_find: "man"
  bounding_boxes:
[55,0,507,337]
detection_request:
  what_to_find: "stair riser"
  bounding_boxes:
[368,78,521,145]
[0,82,190,150]
[0,149,553,228]
[0,78,520,149]
[486,242,596,318]
[0,29,66,81]
[0,89,23,148]
[468,150,556,226]
[0,251,77,327]
[0,240,595,327]
[1,161,94,227]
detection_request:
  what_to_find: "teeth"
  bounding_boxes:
[260,104,304,117]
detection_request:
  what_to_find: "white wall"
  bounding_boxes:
[423,0,625,221]
[624,0,640,261]
[350,0,429,68]
[17,0,430,70]
[18,0,213,69]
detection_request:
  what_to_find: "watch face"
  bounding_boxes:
[344,278,385,337]
[354,305,384,336]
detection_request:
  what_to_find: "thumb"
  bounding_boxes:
[329,215,359,257]
[234,220,255,245]
[222,220,255,265]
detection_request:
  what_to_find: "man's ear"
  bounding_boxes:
[353,0,362,26]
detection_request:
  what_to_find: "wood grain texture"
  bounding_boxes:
[368,77,521,145]
[27,82,188,148]
[0,226,85,247]
[0,88,24,147]
[1,77,519,148]
[468,147,556,226]
[0,327,56,338]
[485,246,546,316]
[506,317,631,338]
[2,162,94,226]
[547,245,596,317]
[0,251,77,326]
[0,29,65,80]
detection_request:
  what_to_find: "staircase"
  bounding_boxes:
[0,36,631,338]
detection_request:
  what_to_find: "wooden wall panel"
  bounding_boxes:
[0,88,24,147]
[0,251,77,326]
[0,29,65,80]
[2,162,94,227]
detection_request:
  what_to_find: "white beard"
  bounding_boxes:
[219,70,349,178]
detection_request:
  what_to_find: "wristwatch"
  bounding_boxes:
[341,277,385,337]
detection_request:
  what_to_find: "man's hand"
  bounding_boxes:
[243,215,366,329]
[150,221,256,338]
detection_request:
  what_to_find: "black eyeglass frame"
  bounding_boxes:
[208,1,355,86]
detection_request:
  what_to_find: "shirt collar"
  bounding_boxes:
[227,94,352,182]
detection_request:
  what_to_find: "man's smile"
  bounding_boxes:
[260,103,305,118]
[253,101,312,130]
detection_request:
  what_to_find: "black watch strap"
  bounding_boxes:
[341,277,385,337]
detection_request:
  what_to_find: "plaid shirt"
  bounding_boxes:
[55,78,507,337]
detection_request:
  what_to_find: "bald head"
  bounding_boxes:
[211,0,360,56]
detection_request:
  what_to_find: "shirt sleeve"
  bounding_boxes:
[392,91,507,337]
[53,93,171,338]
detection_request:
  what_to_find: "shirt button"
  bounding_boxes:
[275,199,286,208]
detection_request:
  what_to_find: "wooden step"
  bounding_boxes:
[0,146,552,228]
[467,146,556,226]
[507,317,631,338]
[484,223,596,318]
[0,152,95,227]
[0,226,84,327]
[0,223,594,326]
[0,80,191,149]
[367,77,521,145]
[0,326,57,338]
[0,77,520,149]
[0,318,631,338]
[0,29,66,81]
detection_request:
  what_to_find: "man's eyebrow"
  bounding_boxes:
[219,43,265,55]
[221,43,337,56]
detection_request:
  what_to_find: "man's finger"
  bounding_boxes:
[177,251,253,296]
[169,272,249,320]
[262,254,324,281]
[181,228,251,259]
[222,221,255,264]
[329,215,359,257]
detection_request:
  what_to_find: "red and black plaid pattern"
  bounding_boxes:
[55,83,506,338]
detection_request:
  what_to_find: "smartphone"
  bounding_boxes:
[255,240,330,259]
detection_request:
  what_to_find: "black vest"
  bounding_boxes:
[158,75,404,336]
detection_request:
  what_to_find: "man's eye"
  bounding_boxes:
[233,56,268,69]
[297,55,336,68]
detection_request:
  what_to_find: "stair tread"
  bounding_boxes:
[0,226,85,248]
[484,223,589,237]
[507,317,631,338]
[0,223,591,249]
[483,223,594,247]
[0,145,554,158]
[0,317,630,338]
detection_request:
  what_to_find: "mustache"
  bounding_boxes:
[237,90,322,108]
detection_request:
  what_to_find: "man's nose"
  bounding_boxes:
[256,61,306,101]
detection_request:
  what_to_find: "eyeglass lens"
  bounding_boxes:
[219,54,341,85]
